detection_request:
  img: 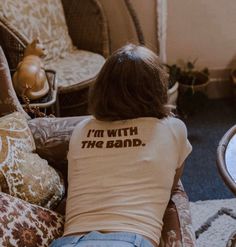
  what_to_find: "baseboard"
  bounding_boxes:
[207,68,234,99]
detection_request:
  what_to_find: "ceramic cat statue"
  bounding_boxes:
[13,38,49,100]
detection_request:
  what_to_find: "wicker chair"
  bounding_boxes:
[0,0,110,117]
[216,125,236,195]
[216,126,236,247]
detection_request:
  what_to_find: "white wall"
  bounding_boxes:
[166,0,236,70]
[100,0,236,71]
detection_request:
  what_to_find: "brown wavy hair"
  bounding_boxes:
[89,44,170,121]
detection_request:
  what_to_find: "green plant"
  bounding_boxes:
[164,60,210,117]
[164,60,209,86]
[164,64,181,89]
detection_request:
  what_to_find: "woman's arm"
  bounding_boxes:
[171,163,185,193]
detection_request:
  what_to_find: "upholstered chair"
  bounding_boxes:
[0,0,110,117]
[0,47,196,246]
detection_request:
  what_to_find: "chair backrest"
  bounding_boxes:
[0,17,27,70]
[0,0,73,63]
[61,0,110,58]
[216,125,236,195]
[0,46,30,119]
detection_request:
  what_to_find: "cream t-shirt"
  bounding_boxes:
[64,116,192,245]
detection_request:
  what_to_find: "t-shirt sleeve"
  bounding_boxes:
[177,123,192,168]
[168,117,192,168]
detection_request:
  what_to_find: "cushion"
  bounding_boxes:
[0,192,64,247]
[46,49,105,90]
[0,47,30,119]
[0,0,73,61]
[0,112,65,209]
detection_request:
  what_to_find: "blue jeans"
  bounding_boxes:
[49,231,155,247]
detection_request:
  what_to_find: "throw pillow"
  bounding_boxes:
[0,0,74,61]
[0,192,64,247]
[0,112,65,209]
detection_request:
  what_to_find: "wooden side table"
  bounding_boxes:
[217,125,236,195]
[19,69,59,117]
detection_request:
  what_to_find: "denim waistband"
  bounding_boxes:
[81,231,144,246]
[51,231,154,247]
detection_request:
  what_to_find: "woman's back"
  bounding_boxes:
[65,116,191,245]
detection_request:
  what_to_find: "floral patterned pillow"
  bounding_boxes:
[0,192,64,247]
[0,112,65,209]
[0,0,74,61]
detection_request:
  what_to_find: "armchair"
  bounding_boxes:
[0,47,196,247]
[0,0,110,117]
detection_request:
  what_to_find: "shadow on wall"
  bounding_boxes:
[228,54,236,69]
[99,0,158,53]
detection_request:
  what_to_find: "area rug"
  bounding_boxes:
[190,198,236,247]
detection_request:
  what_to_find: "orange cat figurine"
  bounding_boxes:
[13,38,49,100]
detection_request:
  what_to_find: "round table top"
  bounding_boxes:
[225,134,236,184]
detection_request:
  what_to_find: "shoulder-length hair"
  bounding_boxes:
[88,44,170,121]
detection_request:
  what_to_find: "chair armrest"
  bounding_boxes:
[0,17,28,70]
[28,116,88,174]
[160,181,196,247]
[62,0,110,58]
[0,47,30,119]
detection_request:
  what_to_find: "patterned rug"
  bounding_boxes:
[190,198,236,247]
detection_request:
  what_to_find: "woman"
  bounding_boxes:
[50,44,192,247]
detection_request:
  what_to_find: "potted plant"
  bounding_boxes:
[178,60,209,94]
[165,60,210,116]
[164,64,180,108]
